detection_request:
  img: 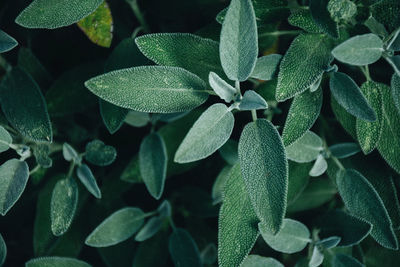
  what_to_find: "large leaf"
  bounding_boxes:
[276,34,332,101]
[174,104,234,163]
[288,9,321,34]
[218,164,259,267]
[242,255,284,267]
[370,0,400,32]
[285,131,323,163]
[309,0,339,38]
[0,159,29,216]
[391,74,400,114]
[238,119,288,233]
[25,257,91,267]
[169,229,202,267]
[220,0,258,81]
[15,0,103,29]
[85,66,208,113]
[0,68,52,142]
[250,54,282,81]
[0,30,18,53]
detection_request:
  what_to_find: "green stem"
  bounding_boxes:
[251,110,257,121]
[66,161,76,179]
[360,65,371,81]
[126,0,150,33]
[29,165,41,175]
[258,30,302,38]
[235,81,241,95]
[331,156,345,171]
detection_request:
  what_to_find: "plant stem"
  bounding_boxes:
[29,165,41,175]
[331,156,345,170]
[126,0,150,33]
[258,30,301,38]
[251,110,257,121]
[360,65,371,81]
[235,81,241,95]
[66,161,75,179]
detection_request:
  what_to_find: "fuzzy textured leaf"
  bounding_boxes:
[208,72,236,103]
[169,228,202,267]
[0,30,18,53]
[25,257,91,267]
[76,164,101,199]
[242,255,284,267]
[250,54,282,81]
[285,131,323,163]
[0,126,12,153]
[390,74,400,114]
[85,140,116,166]
[309,0,339,38]
[135,216,163,242]
[239,90,268,110]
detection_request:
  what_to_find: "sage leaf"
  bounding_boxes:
[0,30,18,53]
[135,216,164,242]
[50,178,79,236]
[0,126,12,153]
[285,131,323,163]
[331,97,357,138]
[85,66,208,113]
[62,143,79,163]
[99,100,128,134]
[329,72,377,122]
[125,111,150,128]
[239,90,268,110]
[25,257,91,267]
[309,0,339,38]
[85,207,145,247]
[0,234,6,266]
[169,228,201,267]
[309,246,324,267]
[336,169,398,250]
[390,74,400,114]
[364,17,388,39]
[0,159,29,216]
[238,119,288,233]
[0,68,52,142]
[282,88,323,146]
[332,34,383,66]
[139,133,168,199]
[76,164,101,199]
[17,47,52,89]
[33,143,52,168]
[276,34,332,101]
[158,200,172,218]
[317,236,341,249]
[287,162,312,205]
[356,81,384,154]
[288,9,322,34]
[370,0,400,32]
[85,140,116,166]
[387,29,400,51]
[135,33,224,81]
[329,143,361,159]
[212,166,232,205]
[242,255,284,267]
[250,54,282,81]
[218,164,259,267]
[200,243,217,265]
[259,219,311,254]
[332,254,364,267]
[15,0,103,29]
[218,139,238,165]
[208,72,237,103]
[220,0,258,81]
[327,0,357,22]
[309,155,328,177]
[174,104,234,163]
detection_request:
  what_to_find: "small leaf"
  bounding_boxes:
[135,216,164,242]
[329,143,361,159]
[125,111,150,128]
[364,17,388,38]
[85,207,145,247]
[63,143,79,163]
[174,104,234,163]
[336,169,398,249]
[250,54,282,81]
[0,234,6,266]
[238,119,288,233]
[220,0,258,81]
[15,0,103,29]
[85,66,208,113]
[33,143,53,168]
[0,126,12,153]
[76,164,101,199]
[25,257,91,267]
[332,254,364,267]
[139,133,168,199]
[309,0,339,38]
[242,255,284,267]
[50,178,79,236]
[169,228,202,267]
[309,155,328,177]
[317,236,341,249]
[239,90,268,110]
[208,72,236,103]
[0,68,52,142]
[157,200,172,218]
[0,30,18,53]
[309,246,324,267]
[85,140,116,166]
[218,164,259,267]
[99,100,128,134]
[259,219,310,254]
[329,72,377,122]
[391,73,400,114]
[200,243,217,265]
[332,34,383,66]
[282,88,323,146]
[0,159,29,216]
[327,0,357,22]
[285,131,323,163]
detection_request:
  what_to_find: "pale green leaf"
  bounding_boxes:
[76,164,101,199]
[85,66,208,113]
[25,256,91,267]
[250,54,282,81]
[135,216,164,242]
[0,234,6,266]
[390,74,400,114]
[62,143,79,163]
[309,246,324,267]
[212,166,233,205]
[208,72,236,103]
[238,119,288,233]
[309,0,339,38]
[15,0,103,29]
[332,254,364,267]
[0,30,18,53]
[329,143,361,159]
[125,111,150,128]
[239,90,268,110]
[327,0,357,22]
[169,228,202,267]
[220,0,258,81]
[285,131,323,163]
[309,155,327,177]
[242,255,284,267]
[0,126,12,153]
[85,140,116,166]
[174,104,234,163]
[364,17,388,39]
[85,207,145,247]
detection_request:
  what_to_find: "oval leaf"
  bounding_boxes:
[309,0,339,38]
[332,254,364,267]
[0,126,12,153]
[0,30,18,53]
[135,216,164,242]
[169,228,202,267]
[285,131,323,163]
[208,72,237,103]
[239,90,268,110]
[85,140,116,166]
[242,255,284,267]
[25,257,91,267]
[329,142,361,159]
[309,155,328,177]
[76,164,101,199]
[250,54,282,81]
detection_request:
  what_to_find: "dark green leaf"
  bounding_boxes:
[33,143,52,168]
[76,164,101,199]
[242,255,284,267]
[0,126,12,153]
[200,243,217,265]
[25,257,91,267]
[287,162,312,205]
[85,140,116,166]
[169,228,202,267]
[390,74,400,114]
[331,96,357,138]
[132,230,169,267]
[212,166,233,205]
[135,216,164,242]
[239,90,268,110]
[250,54,282,81]
[99,101,128,135]
[0,30,18,53]
[125,111,150,128]
[0,234,6,266]
[18,48,52,88]
[309,0,339,38]
[288,9,321,34]
[218,139,238,165]
[332,254,364,267]
[371,0,400,32]
[329,143,361,159]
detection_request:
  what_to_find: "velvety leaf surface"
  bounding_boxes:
[99,101,128,135]
[309,0,339,38]
[0,30,18,53]
[241,255,284,267]
[285,131,323,163]
[331,254,364,267]
[309,155,327,177]
[371,0,400,32]
[239,90,268,110]
[391,74,400,114]
[0,126,12,153]
[250,54,282,81]
[288,9,321,33]
[169,228,202,267]
[25,257,91,267]
[76,164,101,199]
[135,216,163,242]
[208,72,236,103]
[287,162,311,205]
[85,140,116,166]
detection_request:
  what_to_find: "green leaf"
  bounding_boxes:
[15,0,103,29]
[33,143,53,168]
[336,169,398,249]
[309,0,339,38]
[85,207,145,247]
[62,143,80,163]
[135,33,224,81]
[288,9,322,34]
[0,234,6,266]
[285,131,323,163]
[0,68,52,142]
[85,66,208,113]
[331,96,357,138]
[327,0,357,22]
[329,72,377,122]
[387,29,400,52]
[332,254,364,267]
[135,216,163,242]
[132,230,169,267]
[309,155,328,177]
[208,72,237,103]
[239,91,268,110]
[169,228,202,267]
[287,162,312,205]
[332,34,383,66]
[282,88,323,146]
[276,34,332,101]
[0,159,29,216]
[250,54,282,81]
[125,111,150,127]
[76,164,101,199]
[218,164,259,267]
[377,85,400,174]
[139,133,168,199]
[309,246,324,267]
[242,255,284,267]
[85,140,116,166]
[220,0,258,81]
[390,74,400,114]
[99,101,128,134]
[0,30,18,53]
[329,143,361,159]
[200,244,217,265]
[364,17,388,39]
[77,1,113,48]
[218,139,238,165]
[356,81,384,154]
[25,257,91,267]
[50,178,79,236]
[18,47,52,89]
[259,218,310,254]
[174,104,234,163]
[317,236,341,249]
[371,0,400,32]
[238,119,288,233]
[0,126,12,153]
[212,166,233,205]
